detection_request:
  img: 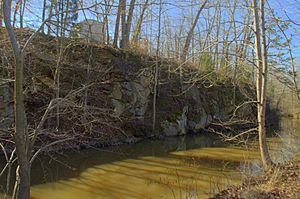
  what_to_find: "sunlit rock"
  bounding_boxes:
[71,19,106,43]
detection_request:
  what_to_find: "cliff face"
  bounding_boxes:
[0,29,256,151]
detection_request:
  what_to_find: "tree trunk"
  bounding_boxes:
[214,2,221,69]
[113,0,122,48]
[120,0,126,48]
[241,5,251,60]
[229,0,238,106]
[14,54,30,199]
[124,0,135,48]
[42,0,47,33]
[104,0,111,44]
[47,0,54,36]
[19,0,26,29]
[181,0,208,62]
[259,0,273,167]
[12,0,21,28]
[3,0,30,198]
[152,0,162,131]
[62,0,70,38]
[131,0,149,43]
[252,0,273,169]
[0,0,3,26]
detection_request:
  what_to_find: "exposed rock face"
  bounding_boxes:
[188,114,213,132]
[184,85,214,132]
[161,121,180,137]
[0,30,261,152]
[111,82,124,117]
[161,106,188,136]
[111,75,151,120]
[160,84,237,136]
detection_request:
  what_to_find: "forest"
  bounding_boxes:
[0,0,300,198]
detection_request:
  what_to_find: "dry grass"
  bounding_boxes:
[214,161,300,199]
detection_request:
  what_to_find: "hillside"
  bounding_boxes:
[0,28,257,152]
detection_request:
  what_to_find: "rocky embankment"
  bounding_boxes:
[0,28,257,152]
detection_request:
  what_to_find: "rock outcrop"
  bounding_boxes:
[111,75,151,120]
[0,29,257,150]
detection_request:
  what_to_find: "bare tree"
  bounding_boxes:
[181,0,208,62]
[252,0,273,168]
[214,1,221,69]
[41,0,47,33]
[131,0,149,43]
[266,1,300,102]
[0,0,3,26]
[3,0,30,197]
[12,0,21,28]
[19,0,26,28]
[113,0,122,47]
[103,0,113,44]
[152,0,163,131]
[47,0,54,36]
[124,0,136,48]
[120,0,126,48]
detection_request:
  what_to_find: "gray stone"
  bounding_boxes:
[161,121,180,136]
[177,106,188,135]
[194,114,212,130]
[110,74,151,119]
[186,85,201,105]
[161,106,188,137]
[111,83,125,117]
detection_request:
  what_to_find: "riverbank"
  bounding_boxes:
[1,28,260,154]
[214,160,300,198]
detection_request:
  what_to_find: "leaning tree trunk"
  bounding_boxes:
[131,0,149,43]
[252,0,273,169]
[181,0,208,62]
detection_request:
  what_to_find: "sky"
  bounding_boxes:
[8,0,300,65]
[270,0,300,57]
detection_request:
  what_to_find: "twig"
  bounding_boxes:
[30,137,75,164]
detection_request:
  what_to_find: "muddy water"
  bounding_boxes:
[8,119,300,198]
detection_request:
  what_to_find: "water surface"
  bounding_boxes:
[3,119,300,199]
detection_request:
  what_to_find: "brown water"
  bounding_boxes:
[3,119,300,199]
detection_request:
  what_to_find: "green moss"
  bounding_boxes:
[167,111,182,123]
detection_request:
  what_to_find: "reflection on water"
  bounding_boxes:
[2,119,300,199]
